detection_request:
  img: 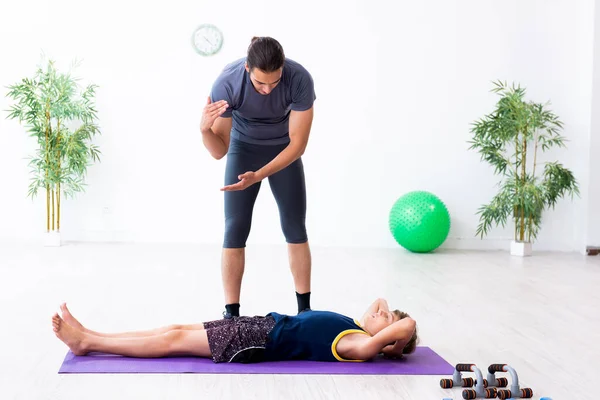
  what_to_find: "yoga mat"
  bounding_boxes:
[58,346,453,375]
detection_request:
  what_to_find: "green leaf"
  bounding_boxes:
[469,81,579,241]
[5,57,102,204]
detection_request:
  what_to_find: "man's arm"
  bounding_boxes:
[255,107,314,180]
[202,117,232,160]
[355,317,417,360]
[220,106,314,191]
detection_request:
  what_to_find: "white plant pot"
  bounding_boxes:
[44,231,61,247]
[510,240,532,257]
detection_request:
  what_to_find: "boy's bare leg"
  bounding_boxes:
[60,303,205,338]
[52,313,211,358]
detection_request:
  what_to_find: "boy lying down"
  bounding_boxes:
[52,298,418,363]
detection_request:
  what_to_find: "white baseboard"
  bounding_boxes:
[0,232,587,254]
[442,236,584,253]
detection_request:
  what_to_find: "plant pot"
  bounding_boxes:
[510,240,532,257]
[44,231,61,247]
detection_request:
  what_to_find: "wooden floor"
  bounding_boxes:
[1,242,598,399]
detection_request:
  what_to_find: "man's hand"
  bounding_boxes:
[220,171,261,192]
[201,97,228,133]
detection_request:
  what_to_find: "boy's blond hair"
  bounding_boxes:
[392,310,419,354]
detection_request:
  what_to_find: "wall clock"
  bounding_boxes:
[192,24,224,56]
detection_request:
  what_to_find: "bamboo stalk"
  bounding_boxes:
[52,187,55,231]
[519,207,525,241]
[528,130,538,244]
[45,105,51,232]
[50,115,55,232]
[532,130,539,177]
[520,129,527,242]
[514,206,518,241]
[527,221,532,242]
[46,186,50,232]
[514,133,519,242]
[57,183,61,232]
[56,119,61,232]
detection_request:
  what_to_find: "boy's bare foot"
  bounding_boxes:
[52,313,88,356]
[60,303,87,332]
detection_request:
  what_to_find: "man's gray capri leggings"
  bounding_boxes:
[223,138,308,248]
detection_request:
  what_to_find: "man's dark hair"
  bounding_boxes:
[247,37,285,73]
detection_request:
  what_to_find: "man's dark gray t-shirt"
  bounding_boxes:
[210,58,316,145]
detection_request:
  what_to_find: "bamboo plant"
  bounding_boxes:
[469,81,579,243]
[5,58,101,234]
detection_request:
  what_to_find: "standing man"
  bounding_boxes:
[200,37,316,319]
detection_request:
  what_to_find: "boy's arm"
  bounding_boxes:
[360,298,390,326]
[356,317,416,360]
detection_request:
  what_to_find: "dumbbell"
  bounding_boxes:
[485,364,509,388]
[440,363,482,389]
[461,387,498,399]
[440,363,496,399]
[486,364,533,399]
[496,388,533,399]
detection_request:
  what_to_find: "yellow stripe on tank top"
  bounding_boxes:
[331,329,371,362]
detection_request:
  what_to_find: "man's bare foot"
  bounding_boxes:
[52,313,88,356]
[60,303,87,332]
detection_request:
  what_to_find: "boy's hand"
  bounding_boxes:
[378,298,390,313]
[381,341,404,359]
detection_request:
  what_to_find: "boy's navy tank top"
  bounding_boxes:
[263,310,369,362]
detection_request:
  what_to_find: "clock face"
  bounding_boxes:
[192,24,224,56]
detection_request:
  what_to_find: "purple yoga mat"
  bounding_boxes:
[58,346,453,375]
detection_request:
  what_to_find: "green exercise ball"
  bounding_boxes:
[389,191,451,253]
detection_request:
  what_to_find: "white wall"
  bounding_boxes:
[588,0,600,249]
[0,0,594,251]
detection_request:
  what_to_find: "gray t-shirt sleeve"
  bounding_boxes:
[290,70,316,112]
[210,75,235,118]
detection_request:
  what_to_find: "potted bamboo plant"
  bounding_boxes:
[469,81,579,256]
[5,58,101,246]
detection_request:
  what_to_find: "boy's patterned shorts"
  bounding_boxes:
[203,315,276,363]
